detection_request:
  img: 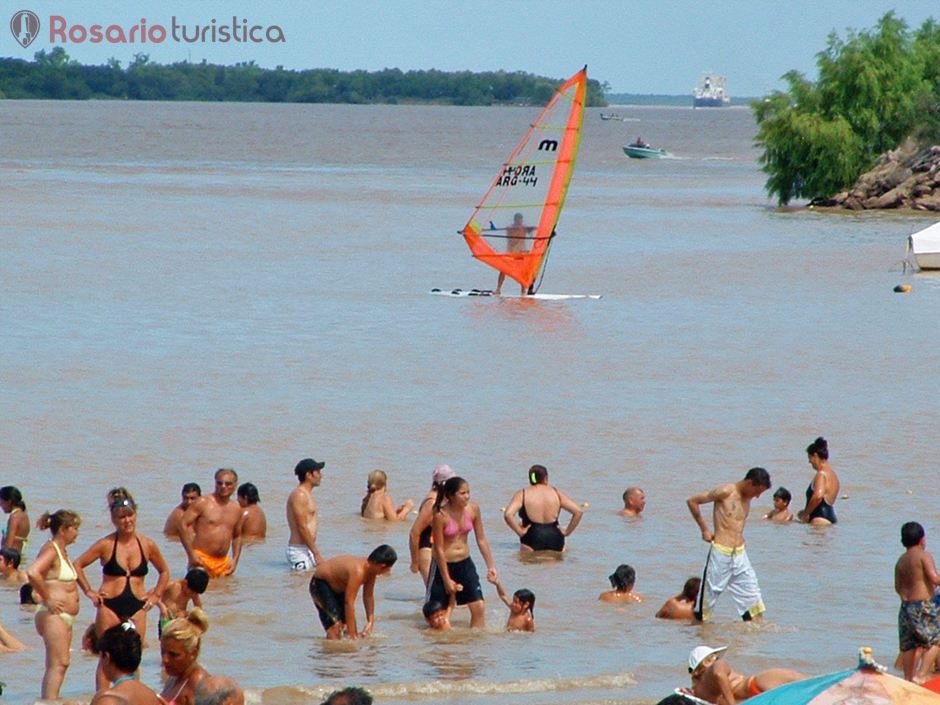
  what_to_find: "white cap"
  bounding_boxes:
[688,645,727,673]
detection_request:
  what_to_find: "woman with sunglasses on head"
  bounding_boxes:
[75,487,170,688]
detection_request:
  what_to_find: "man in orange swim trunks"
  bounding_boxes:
[689,645,808,705]
[180,469,245,578]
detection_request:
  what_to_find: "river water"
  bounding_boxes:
[1,99,939,704]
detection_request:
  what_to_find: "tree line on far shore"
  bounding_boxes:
[753,11,940,205]
[0,48,608,107]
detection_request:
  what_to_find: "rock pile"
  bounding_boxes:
[822,139,940,210]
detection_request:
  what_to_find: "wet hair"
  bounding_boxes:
[902,521,926,548]
[682,577,701,602]
[160,608,209,655]
[0,547,21,569]
[807,436,829,460]
[367,544,398,567]
[773,487,792,504]
[107,487,137,516]
[19,583,37,605]
[623,486,642,504]
[237,483,260,504]
[99,623,143,673]
[214,468,238,482]
[609,564,636,591]
[514,588,536,615]
[182,483,201,496]
[82,623,100,654]
[422,599,446,619]
[528,465,548,485]
[321,686,374,705]
[185,567,210,594]
[744,467,771,489]
[434,476,467,511]
[366,470,387,493]
[37,509,80,535]
[656,694,698,705]
[0,486,26,511]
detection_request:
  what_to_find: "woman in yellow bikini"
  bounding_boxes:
[26,509,82,700]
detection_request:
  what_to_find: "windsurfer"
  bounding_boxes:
[495,213,534,296]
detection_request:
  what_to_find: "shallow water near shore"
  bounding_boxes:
[2,100,940,704]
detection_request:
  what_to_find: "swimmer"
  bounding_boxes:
[74,487,170,688]
[422,592,455,631]
[309,545,398,639]
[656,577,700,620]
[427,477,498,628]
[0,547,28,584]
[0,486,30,555]
[158,568,209,638]
[492,578,535,632]
[159,609,211,705]
[164,483,202,542]
[798,437,839,525]
[236,483,267,542]
[599,564,643,603]
[181,469,244,577]
[286,459,325,572]
[91,623,162,705]
[194,675,245,705]
[409,464,456,586]
[764,487,793,523]
[361,470,414,521]
[27,509,82,700]
[895,521,940,682]
[503,465,582,552]
[620,487,646,518]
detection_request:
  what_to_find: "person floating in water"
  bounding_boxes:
[495,213,535,296]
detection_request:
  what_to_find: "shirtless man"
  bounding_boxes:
[308,545,397,639]
[687,467,771,622]
[689,645,807,704]
[180,469,243,578]
[163,483,201,541]
[286,458,325,571]
[620,487,646,517]
[895,521,940,682]
[494,213,535,296]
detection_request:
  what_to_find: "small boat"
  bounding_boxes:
[600,112,624,121]
[908,220,940,269]
[623,140,667,159]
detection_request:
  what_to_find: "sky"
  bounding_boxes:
[4,1,939,96]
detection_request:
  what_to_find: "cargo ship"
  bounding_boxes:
[693,74,730,107]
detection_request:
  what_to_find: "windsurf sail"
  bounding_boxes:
[461,67,587,293]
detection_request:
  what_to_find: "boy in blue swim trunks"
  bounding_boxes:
[895,521,940,682]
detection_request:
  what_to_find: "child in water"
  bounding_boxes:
[422,592,455,631]
[599,564,643,603]
[158,567,209,636]
[764,487,793,523]
[492,578,535,632]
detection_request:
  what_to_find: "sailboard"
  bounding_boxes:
[437,67,598,299]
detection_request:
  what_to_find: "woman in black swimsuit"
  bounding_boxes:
[798,437,840,525]
[503,465,583,552]
[75,487,170,687]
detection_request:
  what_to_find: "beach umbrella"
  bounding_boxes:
[745,650,940,705]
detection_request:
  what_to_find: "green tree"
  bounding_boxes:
[752,12,936,205]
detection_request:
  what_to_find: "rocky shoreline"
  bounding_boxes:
[813,139,940,211]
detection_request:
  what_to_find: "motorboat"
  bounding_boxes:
[908,220,940,269]
[623,140,667,159]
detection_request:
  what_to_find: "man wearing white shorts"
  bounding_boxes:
[687,467,771,622]
[286,458,325,571]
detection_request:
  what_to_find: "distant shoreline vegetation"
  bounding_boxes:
[0,48,607,106]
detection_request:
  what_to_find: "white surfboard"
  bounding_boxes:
[430,288,601,300]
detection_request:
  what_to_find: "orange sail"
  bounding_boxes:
[461,68,587,293]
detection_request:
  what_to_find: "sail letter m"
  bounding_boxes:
[538,139,558,151]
